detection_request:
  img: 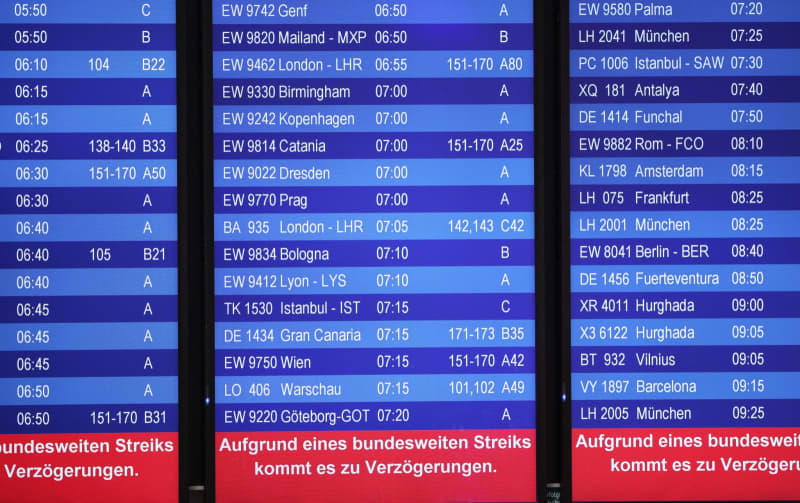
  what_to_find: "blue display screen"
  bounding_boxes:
[0,2,179,501]
[570,1,800,500]
[211,2,536,501]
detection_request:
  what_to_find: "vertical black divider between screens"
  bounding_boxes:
[536,0,564,500]
[558,0,573,501]
[202,0,216,500]
[177,0,207,495]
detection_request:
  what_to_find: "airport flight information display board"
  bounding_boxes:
[570,0,800,501]
[0,2,179,502]
[212,1,535,501]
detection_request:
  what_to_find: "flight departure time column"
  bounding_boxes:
[570,1,800,501]
[0,2,179,502]
[213,1,535,501]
